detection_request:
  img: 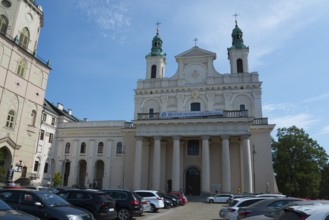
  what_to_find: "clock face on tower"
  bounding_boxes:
[184,64,207,84]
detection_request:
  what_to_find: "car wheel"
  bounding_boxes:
[118,208,131,220]
[209,199,214,203]
[150,204,157,213]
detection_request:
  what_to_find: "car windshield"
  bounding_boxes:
[0,199,12,211]
[39,193,70,207]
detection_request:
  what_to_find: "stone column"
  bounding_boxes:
[221,136,231,192]
[242,135,253,193]
[202,136,210,194]
[103,139,113,188]
[133,137,143,190]
[87,139,95,187]
[67,139,78,187]
[172,136,180,191]
[153,136,161,190]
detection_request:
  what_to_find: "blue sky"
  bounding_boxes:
[37,0,329,153]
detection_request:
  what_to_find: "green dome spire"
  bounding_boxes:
[147,23,164,57]
[231,19,247,49]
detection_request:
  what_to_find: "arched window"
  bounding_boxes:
[6,110,15,128]
[151,65,156,78]
[30,110,36,126]
[237,58,243,73]
[190,102,201,111]
[0,15,8,34]
[19,27,30,49]
[98,142,104,154]
[17,58,27,77]
[80,142,86,154]
[116,142,123,154]
[65,142,70,154]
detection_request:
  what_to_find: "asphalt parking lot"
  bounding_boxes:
[137,201,227,220]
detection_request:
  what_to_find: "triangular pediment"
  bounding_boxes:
[0,135,21,150]
[176,47,216,60]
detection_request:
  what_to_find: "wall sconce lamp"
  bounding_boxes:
[15,160,23,172]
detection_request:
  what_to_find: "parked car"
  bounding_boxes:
[307,209,329,220]
[237,197,304,219]
[162,193,182,206]
[206,193,233,203]
[0,198,41,220]
[255,193,286,198]
[168,191,188,205]
[57,188,117,220]
[0,188,94,220]
[103,189,143,219]
[265,200,329,219]
[166,193,183,206]
[277,201,329,220]
[163,196,173,209]
[139,196,152,212]
[24,186,59,194]
[134,190,165,212]
[220,197,270,220]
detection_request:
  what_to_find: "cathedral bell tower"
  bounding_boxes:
[227,17,249,74]
[145,23,166,79]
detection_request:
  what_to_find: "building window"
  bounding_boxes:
[240,104,246,111]
[19,27,30,49]
[17,58,27,77]
[33,161,39,172]
[30,110,36,126]
[187,140,199,156]
[51,117,55,125]
[98,142,104,154]
[151,65,156,78]
[237,58,243,73]
[42,113,47,122]
[80,142,86,154]
[49,133,53,143]
[65,142,70,154]
[116,142,123,154]
[149,108,154,118]
[6,110,15,128]
[0,15,8,34]
[44,163,48,173]
[190,102,201,111]
[40,130,45,140]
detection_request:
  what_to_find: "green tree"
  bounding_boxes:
[272,126,328,198]
[52,172,62,187]
[319,164,329,199]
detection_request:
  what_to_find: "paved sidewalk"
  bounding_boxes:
[138,202,226,220]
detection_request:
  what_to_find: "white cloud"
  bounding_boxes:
[304,93,329,103]
[77,0,131,38]
[269,113,318,130]
[263,103,297,114]
[318,125,329,135]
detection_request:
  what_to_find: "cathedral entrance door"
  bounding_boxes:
[185,167,200,196]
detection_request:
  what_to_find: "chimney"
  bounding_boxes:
[68,109,72,115]
[57,103,63,110]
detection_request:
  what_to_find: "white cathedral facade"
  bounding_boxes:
[0,1,278,195]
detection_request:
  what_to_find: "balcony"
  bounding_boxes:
[136,110,268,125]
[137,110,248,120]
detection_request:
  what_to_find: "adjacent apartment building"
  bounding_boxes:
[0,0,51,183]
